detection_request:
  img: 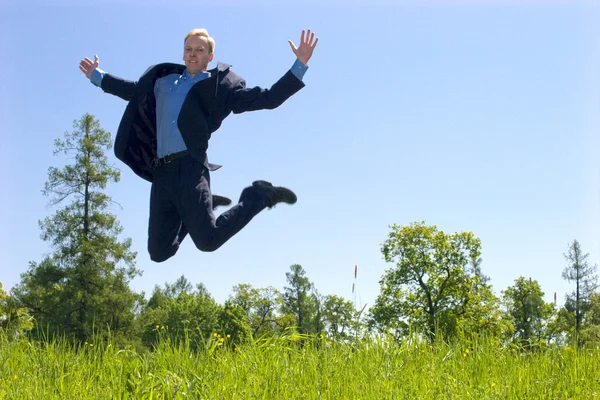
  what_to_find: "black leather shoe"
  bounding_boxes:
[212,194,232,210]
[251,180,297,208]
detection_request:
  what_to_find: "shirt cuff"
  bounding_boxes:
[90,68,106,87]
[290,58,308,81]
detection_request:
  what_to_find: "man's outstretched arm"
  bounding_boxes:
[227,29,318,114]
[79,55,137,101]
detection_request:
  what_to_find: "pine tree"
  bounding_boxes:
[13,114,140,343]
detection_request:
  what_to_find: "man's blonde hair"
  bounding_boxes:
[184,28,215,55]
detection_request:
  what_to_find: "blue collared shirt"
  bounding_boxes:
[154,69,210,157]
[91,59,308,158]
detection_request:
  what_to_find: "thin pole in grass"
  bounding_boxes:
[352,264,367,342]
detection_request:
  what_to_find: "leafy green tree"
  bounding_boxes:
[585,292,600,326]
[140,278,221,349]
[12,114,140,344]
[561,239,598,346]
[0,282,33,336]
[322,294,357,340]
[454,275,513,341]
[282,264,316,334]
[502,277,554,347]
[579,292,600,346]
[551,305,574,345]
[229,284,290,338]
[217,301,252,344]
[229,283,259,319]
[369,221,491,343]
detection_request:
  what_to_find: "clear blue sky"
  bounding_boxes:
[1,0,599,312]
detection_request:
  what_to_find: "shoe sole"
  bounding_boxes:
[252,180,297,205]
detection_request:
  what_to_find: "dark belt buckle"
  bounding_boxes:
[151,158,161,168]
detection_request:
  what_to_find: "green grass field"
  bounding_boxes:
[1,332,598,399]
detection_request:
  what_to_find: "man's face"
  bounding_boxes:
[183,35,214,74]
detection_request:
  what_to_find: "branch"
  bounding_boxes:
[109,199,124,211]
[48,193,74,206]
[435,263,452,309]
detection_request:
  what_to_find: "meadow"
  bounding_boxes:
[1,332,598,399]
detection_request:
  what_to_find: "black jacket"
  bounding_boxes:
[100,61,305,182]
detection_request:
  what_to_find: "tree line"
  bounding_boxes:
[1,114,598,351]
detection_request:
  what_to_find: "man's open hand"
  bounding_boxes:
[288,29,319,65]
[79,55,100,79]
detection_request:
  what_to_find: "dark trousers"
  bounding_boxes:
[147,155,267,262]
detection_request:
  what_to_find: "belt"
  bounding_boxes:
[151,151,189,167]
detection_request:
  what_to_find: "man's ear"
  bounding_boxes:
[209,53,214,63]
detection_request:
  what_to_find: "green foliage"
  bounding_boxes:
[453,276,514,341]
[282,264,317,334]
[139,278,221,349]
[559,240,599,347]
[370,221,503,343]
[229,284,292,338]
[217,301,252,344]
[322,294,357,340]
[576,292,600,348]
[501,276,555,347]
[12,114,140,344]
[0,282,33,336]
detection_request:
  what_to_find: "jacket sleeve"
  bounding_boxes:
[100,74,137,102]
[226,70,305,114]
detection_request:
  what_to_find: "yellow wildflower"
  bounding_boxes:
[156,325,160,329]
[13,375,18,381]
[491,383,497,388]
[213,332,218,337]
[227,334,231,338]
